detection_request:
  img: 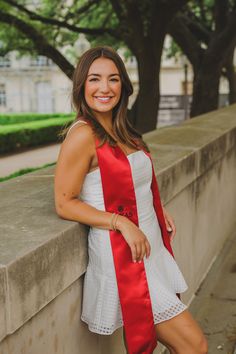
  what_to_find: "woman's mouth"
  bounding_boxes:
[94,96,114,103]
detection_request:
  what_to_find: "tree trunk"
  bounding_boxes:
[224,54,236,104]
[128,40,164,134]
[191,60,222,117]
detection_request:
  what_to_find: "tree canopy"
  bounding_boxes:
[1,0,235,131]
[0,0,188,133]
[169,0,236,115]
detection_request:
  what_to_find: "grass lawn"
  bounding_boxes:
[0,162,56,182]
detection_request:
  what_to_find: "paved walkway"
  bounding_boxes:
[163,228,236,354]
[188,228,236,354]
[0,143,61,178]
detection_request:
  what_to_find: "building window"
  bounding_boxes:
[0,84,6,106]
[36,81,53,113]
[30,55,53,67]
[0,55,11,68]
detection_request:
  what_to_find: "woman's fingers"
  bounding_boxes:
[134,240,151,262]
[140,242,146,261]
[132,242,143,262]
[131,244,137,263]
[136,243,141,260]
[145,240,151,258]
[163,207,177,240]
[127,231,151,262]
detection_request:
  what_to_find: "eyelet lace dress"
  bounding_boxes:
[69,121,188,335]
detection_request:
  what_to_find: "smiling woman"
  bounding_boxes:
[54,46,207,354]
[64,46,144,155]
[85,58,122,115]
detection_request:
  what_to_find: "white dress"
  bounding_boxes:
[68,120,188,335]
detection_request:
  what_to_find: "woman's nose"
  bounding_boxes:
[100,80,110,93]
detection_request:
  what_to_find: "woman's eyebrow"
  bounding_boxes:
[87,73,120,77]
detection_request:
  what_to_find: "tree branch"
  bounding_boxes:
[1,0,120,39]
[168,14,203,68]
[101,9,114,28]
[184,10,211,44]
[0,10,74,79]
[167,0,190,13]
[108,0,144,53]
[214,0,229,33]
[109,0,126,23]
[75,0,101,16]
[210,7,236,62]
[147,0,189,42]
[125,0,144,38]
[197,0,207,23]
[3,0,100,18]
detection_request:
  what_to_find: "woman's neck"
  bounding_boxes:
[93,111,113,133]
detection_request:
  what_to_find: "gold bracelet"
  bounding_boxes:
[113,214,119,231]
[110,213,116,230]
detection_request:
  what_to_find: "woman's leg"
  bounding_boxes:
[154,309,208,354]
[122,326,176,354]
[122,309,207,353]
[122,327,128,354]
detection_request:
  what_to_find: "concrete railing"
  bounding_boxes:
[0,104,236,354]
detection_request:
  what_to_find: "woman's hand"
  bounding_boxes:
[162,205,176,242]
[116,216,151,263]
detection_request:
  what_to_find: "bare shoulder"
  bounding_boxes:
[60,122,95,160]
[54,123,95,212]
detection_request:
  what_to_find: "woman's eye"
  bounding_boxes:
[88,77,119,83]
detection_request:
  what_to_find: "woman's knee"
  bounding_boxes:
[173,333,208,354]
[182,331,208,354]
[154,310,208,354]
[195,333,208,354]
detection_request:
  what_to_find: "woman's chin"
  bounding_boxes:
[92,106,114,114]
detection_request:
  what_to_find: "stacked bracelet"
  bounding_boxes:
[110,212,119,231]
[110,213,116,230]
[113,213,119,231]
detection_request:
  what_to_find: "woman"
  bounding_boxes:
[54,46,208,354]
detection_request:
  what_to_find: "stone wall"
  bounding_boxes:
[0,104,236,354]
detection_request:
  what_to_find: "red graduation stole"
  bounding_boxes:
[92,133,180,354]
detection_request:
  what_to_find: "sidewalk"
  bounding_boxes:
[188,227,236,354]
[0,143,61,178]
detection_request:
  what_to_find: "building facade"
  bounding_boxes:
[0,38,233,126]
[0,53,72,114]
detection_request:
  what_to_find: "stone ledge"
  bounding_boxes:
[145,104,236,203]
[0,172,89,340]
[0,266,7,340]
[0,103,236,341]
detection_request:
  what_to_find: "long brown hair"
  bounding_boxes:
[59,46,149,151]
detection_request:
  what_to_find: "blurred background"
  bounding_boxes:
[1,0,236,176]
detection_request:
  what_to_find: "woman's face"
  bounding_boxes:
[84,57,122,117]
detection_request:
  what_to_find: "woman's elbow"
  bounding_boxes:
[54,200,67,219]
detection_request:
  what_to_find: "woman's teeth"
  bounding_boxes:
[95,97,112,102]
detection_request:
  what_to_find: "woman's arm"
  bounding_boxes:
[162,204,176,240]
[54,124,121,230]
[54,125,151,262]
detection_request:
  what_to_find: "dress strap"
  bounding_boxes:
[66,119,88,137]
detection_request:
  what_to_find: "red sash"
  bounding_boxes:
[91,134,180,354]
[82,117,179,353]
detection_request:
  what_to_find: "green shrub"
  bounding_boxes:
[0,113,74,125]
[0,117,74,154]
